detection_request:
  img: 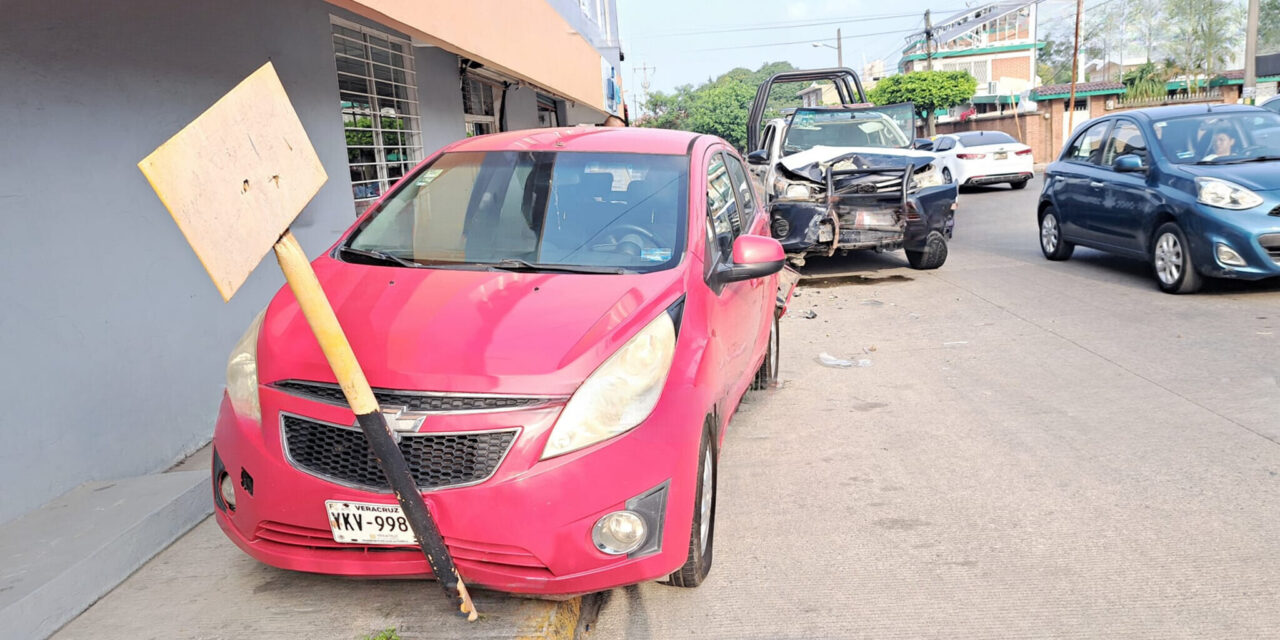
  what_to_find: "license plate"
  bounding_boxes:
[325,500,416,545]
[854,211,897,227]
[995,152,1008,160]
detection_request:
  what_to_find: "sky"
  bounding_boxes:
[615,0,1082,114]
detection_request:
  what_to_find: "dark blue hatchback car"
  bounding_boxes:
[1038,104,1280,293]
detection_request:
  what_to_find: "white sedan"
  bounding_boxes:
[931,131,1034,190]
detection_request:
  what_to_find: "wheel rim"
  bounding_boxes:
[699,447,713,554]
[1041,214,1059,253]
[1154,232,1183,285]
[943,168,953,183]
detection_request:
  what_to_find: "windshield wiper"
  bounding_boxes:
[338,246,424,268]
[487,258,627,275]
[1216,155,1280,165]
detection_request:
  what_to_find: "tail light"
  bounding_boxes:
[957,153,986,159]
[1015,149,1033,156]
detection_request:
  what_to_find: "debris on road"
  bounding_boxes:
[798,310,818,319]
[816,352,872,368]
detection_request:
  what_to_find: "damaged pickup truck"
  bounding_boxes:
[746,70,958,269]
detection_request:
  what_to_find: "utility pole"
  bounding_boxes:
[636,62,655,114]
[924,10,934,71]
[1067,0,1083,131]
[837,28,844,69]
[1245,0,1260,104]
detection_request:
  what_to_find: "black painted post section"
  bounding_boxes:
[354,411,466,607]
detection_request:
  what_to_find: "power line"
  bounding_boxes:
[678,27,924,53]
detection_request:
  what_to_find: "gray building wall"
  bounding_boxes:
[0,0,357,524]
[416,47,468,155]
[503,85,542,131]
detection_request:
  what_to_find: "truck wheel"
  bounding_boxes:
[665,420,717,588]
[906,232,948,270]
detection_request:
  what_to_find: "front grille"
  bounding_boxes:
[1259,234,1280,265]
[272,380,547,413]
[281,414,516,491]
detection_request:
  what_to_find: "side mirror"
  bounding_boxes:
[913,138,934,151]
[1114,154,1147,173]
[746,149,769,165]
[717,235,785,283]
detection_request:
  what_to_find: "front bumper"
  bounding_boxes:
[769,184,957,258]
[211,383,703,594]
[1187,202,1280,280]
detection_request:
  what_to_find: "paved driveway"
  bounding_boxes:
[585,177,1280,639]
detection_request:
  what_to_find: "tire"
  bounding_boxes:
[1152,222,1203,294]
[1010,179,1029,190]
[1039,207,1075,260]
[666,421,717,588]
[750,315,779,391]
[905,231,948,270]
[942,167,954,184]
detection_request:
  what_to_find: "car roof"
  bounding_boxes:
[445,127,704,155]
[1114,104,1266,121]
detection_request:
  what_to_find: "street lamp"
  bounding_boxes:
[811,28,843,68]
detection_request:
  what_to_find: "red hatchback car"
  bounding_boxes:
[211,127,789,594]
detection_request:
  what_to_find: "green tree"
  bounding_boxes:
[1166,0,1245,82]
[1038,33,1075,86]
[1263,0,1280,52]
[1123,62,1168,100]
[867,70,977,136]
[637,61,798,152]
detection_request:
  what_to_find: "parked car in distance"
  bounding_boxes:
[1038,104,1280,293]
[932,130,1034,189]
[1260,95,1280,115]
[211,127,791,594]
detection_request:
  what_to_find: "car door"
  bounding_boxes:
[1090,119,1156,254]
[703,148,757,390]
[1049,119,1113,243]
[934,136,958,182]
[722,150,773,363]
[751,123,776,185]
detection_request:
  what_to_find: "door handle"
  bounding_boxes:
[1089,181,1106,188]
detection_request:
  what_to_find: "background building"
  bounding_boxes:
[900,1,1042,100]
[0,0,624,524]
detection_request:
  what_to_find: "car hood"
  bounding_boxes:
[778,146,937,183]
[1176,161,1280,192]
[256,257,687,396]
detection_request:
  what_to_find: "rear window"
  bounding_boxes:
[956,131,1017,146]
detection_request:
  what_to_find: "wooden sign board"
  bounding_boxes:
[139,62,328,301]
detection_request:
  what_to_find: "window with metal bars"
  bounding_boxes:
[331,16,422,211]
[463,77,501,137]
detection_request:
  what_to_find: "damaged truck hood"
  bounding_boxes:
[778,146,936,182]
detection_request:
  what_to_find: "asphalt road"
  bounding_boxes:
[584,177,1280,639]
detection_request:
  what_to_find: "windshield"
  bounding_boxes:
[1152,110,1280,164]
[782,104,914,155]
[344,151,688,272]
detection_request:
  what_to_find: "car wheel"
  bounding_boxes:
[1152,222,1203,294]
[905,231,948,270]
[750,315,779,391]
[1010,179,1028,190]
[942,167,953,184]
[1039,207,1074,260]
[666,420,716,588]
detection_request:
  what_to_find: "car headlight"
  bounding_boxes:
[541,311,677,459]
[773,176,817,200]
[911,163,944,189]
[226,309,266,421]
[1196,177,1263,210]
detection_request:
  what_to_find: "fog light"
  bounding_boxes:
[218,472,236,511]
[771,218,790,238]
[592,510,647,555]
[1216,243,1247,267]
